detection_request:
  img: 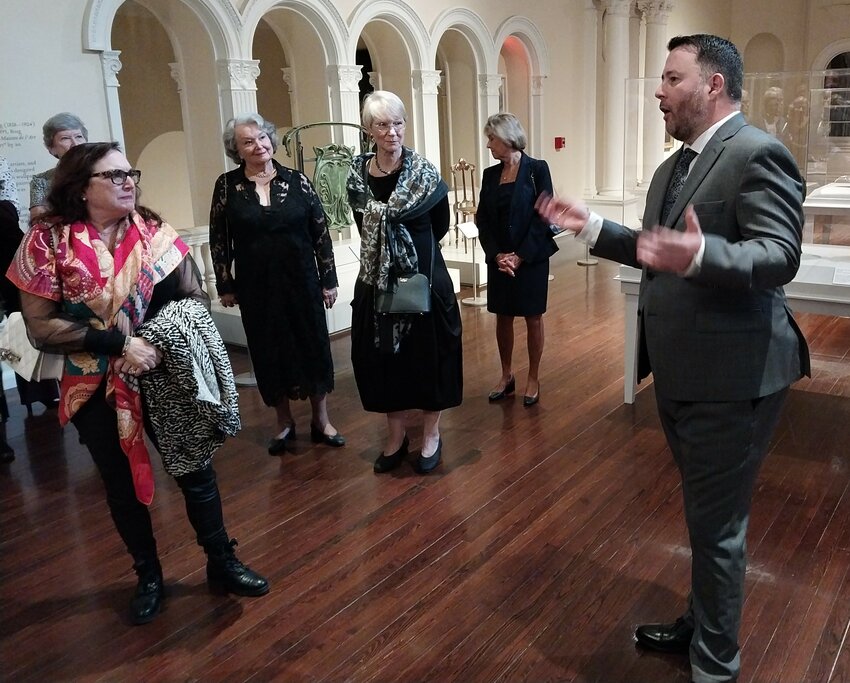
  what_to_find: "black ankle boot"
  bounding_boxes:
[130,558,164,625]
[206,539,269,597]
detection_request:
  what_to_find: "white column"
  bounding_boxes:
[412,69,442,166]
[327,65,363,149]
[581,2,599,198]
[598,0,631,197]
[478,74,502,174]
[281,66,297,123]
[638,0,674,186]
[100,50,125,150]
[168,61,202,229]
[217,59,260,121]
[530,75,546,159]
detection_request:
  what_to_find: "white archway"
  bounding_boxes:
[493,16,550,158]
[348,0,438,162]
[241,0,348,64]
[83,0,237,55]
[811,38,850,71]
[431,8,497,174]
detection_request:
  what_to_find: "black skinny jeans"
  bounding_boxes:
[71,381,229,564]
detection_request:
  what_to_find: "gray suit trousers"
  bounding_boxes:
[655,388,788,683]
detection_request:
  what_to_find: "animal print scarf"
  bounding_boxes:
[347,147,448,351]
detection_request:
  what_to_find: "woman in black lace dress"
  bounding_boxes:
[209,113,344,454]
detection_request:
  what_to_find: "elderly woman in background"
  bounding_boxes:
[29,112,88,221]
[347,90,463,475]
[8,142,268,625]
[209,113,344,454]
[477,113,558,407]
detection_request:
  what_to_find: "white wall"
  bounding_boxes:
[1,0,847,220]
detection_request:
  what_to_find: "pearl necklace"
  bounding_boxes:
[374,155,400,175]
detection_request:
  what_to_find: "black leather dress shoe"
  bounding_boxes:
[311,423,346,447]
[374,436,409,473]
[488,376,515,402]
[635,617,693,654]
[268,424,296,455]
[414,439,442,474]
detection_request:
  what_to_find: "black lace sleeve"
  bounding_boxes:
[208,173,234,296]
[301,173,339,289]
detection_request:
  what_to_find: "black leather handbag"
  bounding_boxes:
[375,229,433,315]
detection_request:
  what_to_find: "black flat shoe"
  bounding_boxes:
[311,423,346,447]
[268,424,296,455]
[374,436,409,473]
[635,617,693,654]
[522,388,540,407]
[488,375,515,402]
[414,439,442,474]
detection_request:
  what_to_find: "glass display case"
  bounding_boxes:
[624,68,850,242]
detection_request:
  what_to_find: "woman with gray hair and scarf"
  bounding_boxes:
[209,113,344,455]
[30,112,88,221]
[347,91,463,475]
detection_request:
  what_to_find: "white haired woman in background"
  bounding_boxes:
[209,113,345,455]
[30,112,88,221]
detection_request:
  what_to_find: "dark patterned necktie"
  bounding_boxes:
[660,148,698,225]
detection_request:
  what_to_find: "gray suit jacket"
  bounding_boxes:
[593,113,810,401]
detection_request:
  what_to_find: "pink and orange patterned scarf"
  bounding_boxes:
[8,211,188,504]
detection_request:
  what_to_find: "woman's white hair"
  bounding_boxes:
[360,91,407,129]
[222,113,278,164]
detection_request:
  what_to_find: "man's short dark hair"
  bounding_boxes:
[668,34,743,103]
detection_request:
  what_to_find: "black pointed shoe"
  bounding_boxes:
[130,559,165,625]
[310,423,346,447]
[488,376,516,402]
[206,539,269,597]
[268,423,296,455]
[374,436,409,473]
[635,617,694,654]
[522,387,540,407]
[414,439,442,475]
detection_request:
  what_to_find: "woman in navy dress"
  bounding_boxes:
[477,113,558,407]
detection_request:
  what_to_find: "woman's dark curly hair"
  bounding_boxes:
[42,141,161,226]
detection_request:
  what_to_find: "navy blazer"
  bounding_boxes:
[477,152,558,266]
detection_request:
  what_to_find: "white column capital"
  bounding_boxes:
[532,75,547,97]
[603,0,632,17]
[327,64,362,93]
[478,74,503,98]
[281,67,295,94]
[413,69,442,95]
[637,0,675,24]
[169,62,184,93]
[101,50,122,87]
[218,59,260,92]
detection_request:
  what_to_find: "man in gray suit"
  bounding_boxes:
[538,34,809,683]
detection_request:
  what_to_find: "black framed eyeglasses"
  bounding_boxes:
[90,169,141,185]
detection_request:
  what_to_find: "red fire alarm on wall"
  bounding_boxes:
[554,136,566,151]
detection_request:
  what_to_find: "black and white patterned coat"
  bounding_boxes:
[138,298,240,477]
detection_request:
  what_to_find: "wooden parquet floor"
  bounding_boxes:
[1,239,848,682]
